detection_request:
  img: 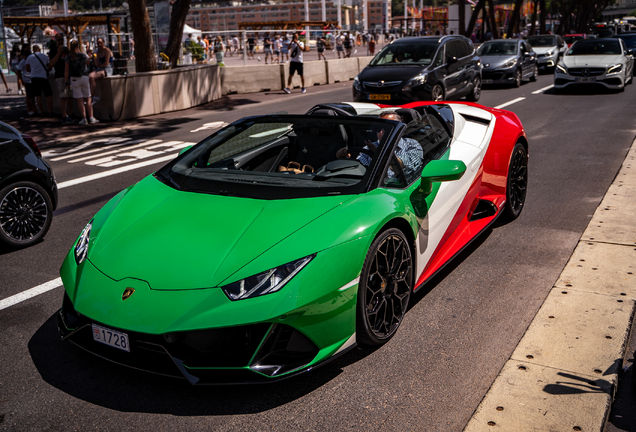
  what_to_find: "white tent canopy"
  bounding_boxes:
[182,24,202,41]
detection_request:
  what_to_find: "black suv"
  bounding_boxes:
[353,35,482,103]
[0,122,58,248]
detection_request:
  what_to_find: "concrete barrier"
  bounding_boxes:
[325,58,359,84]
[281,61,328,89]
[357,56,374,71]
[221,63,284,94]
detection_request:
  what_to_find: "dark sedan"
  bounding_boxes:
[353,35,482,103]
[0,122,58,248]
[479,39,538,87]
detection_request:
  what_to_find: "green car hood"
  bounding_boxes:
[88,176,353,290]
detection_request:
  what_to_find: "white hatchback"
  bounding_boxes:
[554,38,634,91]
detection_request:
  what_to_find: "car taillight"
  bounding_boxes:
[22,135,42,157]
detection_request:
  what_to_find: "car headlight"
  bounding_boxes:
[353,76,361,90]
[607,64,623,75]
[222,255,315,301]
[402,73,427,91]
[546,50,554,57]
[500,59,517,69]
[74,220,92,265]
[555,64,568,74]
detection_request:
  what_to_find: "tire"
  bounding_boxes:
[466,76,481,102]
[501,142,528,222]
[431,84,445,102]
[0,181,53,248]
[513,68,522,88]
[356,228,413,346]
[530,65,538,82]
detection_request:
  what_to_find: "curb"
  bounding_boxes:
[463,138,636,431]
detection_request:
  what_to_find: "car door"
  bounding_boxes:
[557,35,567,57]
[442,41,462,98]
[519,41,534,77]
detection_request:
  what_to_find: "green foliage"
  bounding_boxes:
[185,39,203,60]
[629,9,636,17]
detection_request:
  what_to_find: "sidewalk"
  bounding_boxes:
[464,138,636,431]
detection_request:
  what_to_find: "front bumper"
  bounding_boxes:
[554,72,624,89]
[353,83,435,104]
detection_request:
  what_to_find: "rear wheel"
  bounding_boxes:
[466,76,481,102]
[501,142,528,222]
[431,84,445,102]
[0,181,53,248]
[356,228,413,346]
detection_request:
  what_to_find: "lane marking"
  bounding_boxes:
[190,121,228,133]
[57,153,178,189]
[0,278,63,311]
[532,84,554,94]
[494,97,526,109]
[68,139,161,163]
[43,137,132,159]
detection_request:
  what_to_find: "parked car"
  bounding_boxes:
[554,38,634,92]
[353,35,482,103]
[527,34,568,71]
[0,122,57,248]
[564,34,586,47]
[58,101,528,384]
[478,39,538,87]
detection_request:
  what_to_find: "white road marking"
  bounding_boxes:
[44,137,132,159]
[190,121,227,133]
[57,153,179,189]
[68,139,161,163]
[532,84,554,94]
[494,97,526,109]
[0,278,63,311]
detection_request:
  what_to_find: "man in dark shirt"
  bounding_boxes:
[49,34,74,123]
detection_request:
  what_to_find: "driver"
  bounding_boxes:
[336,111,423,178]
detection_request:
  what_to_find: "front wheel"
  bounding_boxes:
[530,65,538,82]
[466,76,481,102]
[501,142,528,222]
[0,181,53,248]
[513,69,522,87]
[356,228,413,346]
[431,84,445,102]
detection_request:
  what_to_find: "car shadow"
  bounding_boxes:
[28,313,381,415]
[545,85,625,96]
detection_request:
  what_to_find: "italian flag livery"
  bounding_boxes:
[58,101,528,384]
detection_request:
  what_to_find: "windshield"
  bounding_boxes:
[157,116,398,199]
[528,36,556,47]
[567,39,621,55]
[369,42,439,66]
[478,41,518,56]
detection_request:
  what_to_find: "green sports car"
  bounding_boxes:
[58,102,528,384]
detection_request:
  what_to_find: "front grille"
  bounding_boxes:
[482,71,505,80]
[363,80,402,90]
[568,67,605,76]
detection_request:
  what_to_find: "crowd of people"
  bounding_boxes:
[7,35,116,124]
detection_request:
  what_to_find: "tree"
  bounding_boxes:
[165,0,193,68]
[129,0,156,72]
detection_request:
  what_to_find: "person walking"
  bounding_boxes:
[16,47,36,115]
[316,36,326,61]
[25,44,53,115]
[336,34,344,58]
[49,33,74,123]
[65,40,98,125]
[10,45,23,94]
[213,35,225,66]
[281,34,290,62]
[283,33,305,94]
[273,35,281,64]
[263,35,273,64]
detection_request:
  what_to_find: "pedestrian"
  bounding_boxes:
[263,35,273,64]
[0,67,11,93]
[273,34,281,63]
[214,35,225,66]
[10,45,23,94]
[65,40,98,125]
[344,32,352,58]
[48,33,74,123]
[283,33,305,94]
[197,35,207,60]
[184,33,193,52]
[336,34,344,58]
[232,35,239,56]
[281,34,290,62]
[25,44,53,115]
[369,37,376,56]
[247,34,256,59]
[17,47,36,115]
[317,36,326,61]
[89,37,113,105]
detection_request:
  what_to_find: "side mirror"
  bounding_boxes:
[447,56,458,65]
[419,160,466,194]
[179,145,193,155]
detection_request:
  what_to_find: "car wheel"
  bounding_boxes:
[0,181,53,248]
[530,65,538,82]
[356,228,413,346]
[431,84,445,102]
[466,76,481,102]
[513,69,522,87]
[501,142,528,222]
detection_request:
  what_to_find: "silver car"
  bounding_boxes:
[527,34,568,71]
[478,39,538,87]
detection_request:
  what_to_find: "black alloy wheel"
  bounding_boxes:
[0,182,53,248]
[501,142,528,222]
[431,84,445,102]
[530,65,538,82]
[514,69,522,87]
[466,76,481,102]
[356,228,413,346]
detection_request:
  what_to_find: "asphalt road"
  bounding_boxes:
[1,75,635,432]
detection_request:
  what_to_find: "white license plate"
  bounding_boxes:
[482,79,494,84]
[92,324,130,352]
[576,77,596,83]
